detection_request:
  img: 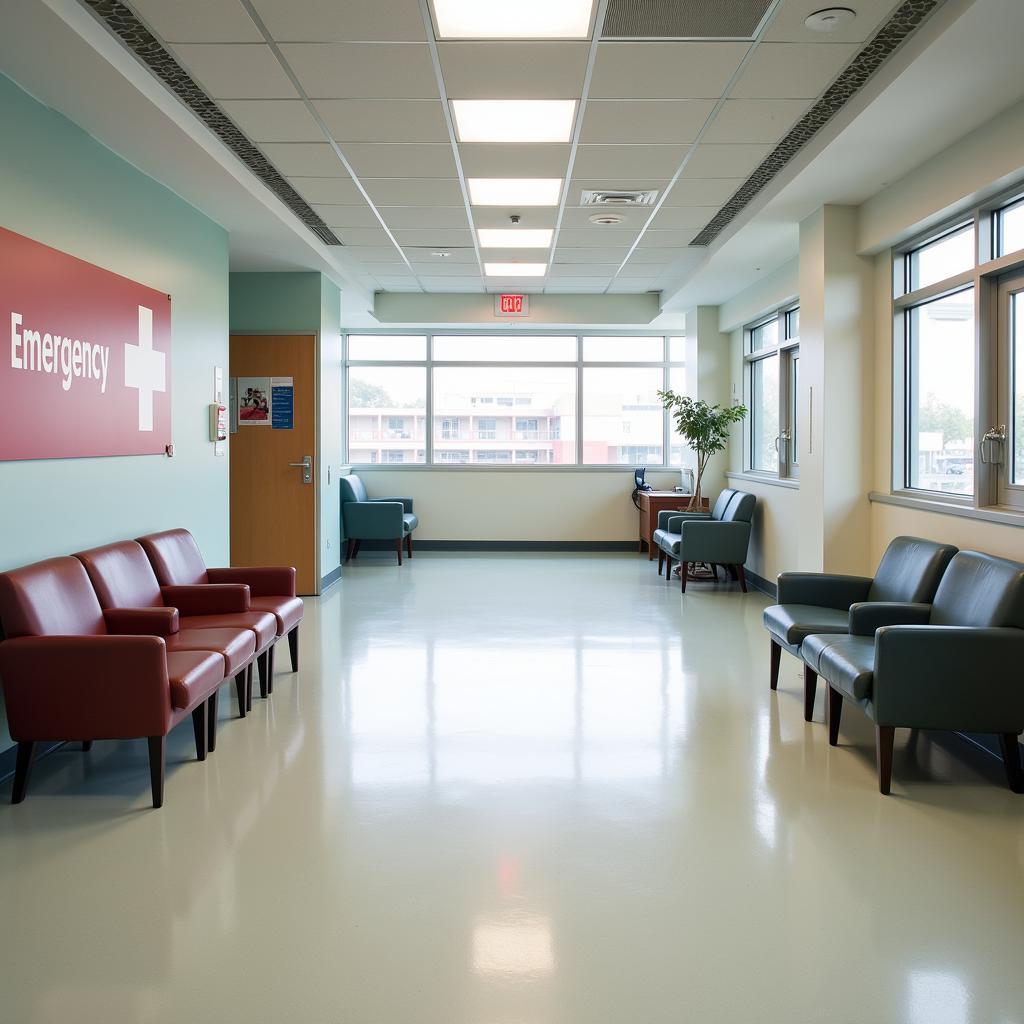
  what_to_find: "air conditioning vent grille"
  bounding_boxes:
[580,189,659,207]
[602,0,773,39]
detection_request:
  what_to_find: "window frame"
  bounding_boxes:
[743,304,799,481]
[343,331,687,470]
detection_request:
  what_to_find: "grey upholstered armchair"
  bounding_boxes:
[653,488,756,593]
[341,475,419,565]
[800,550,1024,794]
[763,536,957,720]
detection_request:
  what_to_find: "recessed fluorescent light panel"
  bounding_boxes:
[485,263,548,277]
[478,229,553,248]
[468,179,563,206]
[433,0,594,39]
[451,100,576,143]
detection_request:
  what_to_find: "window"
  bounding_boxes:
[905,224,974,292]
[997,197,1024,258]
[345,333,685,467]
[745,306,798,479]
[997,271,1024,508]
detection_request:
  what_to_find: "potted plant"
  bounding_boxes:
[657,392,748,511]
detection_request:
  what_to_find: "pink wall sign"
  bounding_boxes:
[0,226,172,460]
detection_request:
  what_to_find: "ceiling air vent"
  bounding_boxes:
[580,189,659,207]
[602,0,773,39]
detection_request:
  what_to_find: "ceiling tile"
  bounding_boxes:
[606,281,657,293]
[616,263,666,278]
[363,178,465,205]
[393,229,475,247]
[589,42,749,99]
[573,145,688,179]
[288,176,364,204]
[701,98,809,144]
[359,263,414,275]
[581,100,714,144]
[312,205,382,227]
[545,284,609,293]
[334,227,396,246]
[219,99,323,142]
[471,209,557,230]
[764,0,900,43]
[556,227,641,247]
[649,206,719,230]
[682,143,771,178]
[438,43,590,99]
[635,229,699,247]
[262,142,344,176]
[342,144,457,178]
[405,247,478,264]
[343,246,414,262]
[401,261,480,276]
[459,144,570,178]
[279,43,438,99]
[379,208,471,229]
[375,279,423,291]
[170,44,298,99]
[416,279,485,291]
[662,178,745,206]
[251,0,426,41]
[548,264,619,277]
[131,0,261,42]
[560,206,653,229]
[314,99,449,142]
[627,248,687,264]
[553,247,631,264]
[731,42,857,99]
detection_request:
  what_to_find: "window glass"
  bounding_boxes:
[582,337,663,362]
[667,366,688,466]
[749,319,778,353]
[908,224,974,291]
[348,366,427,465]
[750,356,779,473]
[906,289,975,494]
[1012,291,1024,483]
[432,367,576,464]
[582,367,663,465]
[433,336,576,362]
[998,199,1024,257]
[348,335,426,361]
[785,308,799,340]
[790,352,800,466]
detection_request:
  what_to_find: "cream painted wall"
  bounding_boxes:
[726,476,800,583]
[357,469,683,543]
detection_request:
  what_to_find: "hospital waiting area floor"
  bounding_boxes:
[2,552,1022,1024]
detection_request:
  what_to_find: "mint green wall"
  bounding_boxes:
[0,74,230,751]
[229,272,321,333]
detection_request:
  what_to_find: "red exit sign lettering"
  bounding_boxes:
[495,293,529,317]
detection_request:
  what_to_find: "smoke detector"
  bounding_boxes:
[580,189,658,207]
[589,212,626,225]
[804,7,856,32]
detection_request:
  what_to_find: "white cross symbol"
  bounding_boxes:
[124,305,166,432]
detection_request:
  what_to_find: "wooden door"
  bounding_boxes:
[229,335,317,595]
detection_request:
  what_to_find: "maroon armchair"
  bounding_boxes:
[0,556,228,807]
[138,529,303,689]
[75,540,269,714]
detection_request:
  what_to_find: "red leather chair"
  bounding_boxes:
[75,540,268,716]
[138,529,303,692]
[0,556,227,807]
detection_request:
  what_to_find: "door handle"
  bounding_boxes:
[289,455,313,484]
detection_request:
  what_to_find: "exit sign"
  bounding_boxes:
[495,293,529,317]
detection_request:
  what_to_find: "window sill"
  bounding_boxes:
[726,472,799,491]
[869,491,1024,527]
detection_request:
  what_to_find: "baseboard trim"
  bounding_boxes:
[744,567,777,599]
[353,540,638,552]
[320,564,343,592]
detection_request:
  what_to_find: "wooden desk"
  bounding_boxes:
[637,490,709,560]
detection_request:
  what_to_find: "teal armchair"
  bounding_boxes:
[341,475,419,565]
[653,488,756,593]
[803,550,1024,794]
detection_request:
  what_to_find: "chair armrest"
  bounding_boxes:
[776,573,873,609]
[104,607,180,637]
[371,496,414,513]
[873,626,1024,730]
[665,511,711,532]
[678,520,752,564]
[0,635,171,739]
[160,584,250,615]
[343,501,404,539]
[206,566,296,597]
[848,602,931,637]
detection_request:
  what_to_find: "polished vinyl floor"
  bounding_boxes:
[2,553,1023,1023]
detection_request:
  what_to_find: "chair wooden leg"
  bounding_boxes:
[234,671,247,718]
[148,735,166,808]
[876,725,895,795]
[657,548,664,575]
[769,638,781,691]
[803,664,818,722]
[680,562,688,593]
[736,564,748,593]
[11,741,36,804]
[192,703,207,762]
[207,689,219,752]
[246,663,254,713]
[267,642,276,694]
[352,540,361,559]
[407,533,413,558]
[288,626,299,671]
[257,651,269,699]
[395,537,403,565]
[664,555,673,582]
[82,740,93,752]
[827,685,843,746]
[345,539,354,562]
[998,733,1023,793]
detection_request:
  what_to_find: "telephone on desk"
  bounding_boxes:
[632,467,652,509]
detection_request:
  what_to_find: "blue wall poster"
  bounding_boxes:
[271,376,294,430]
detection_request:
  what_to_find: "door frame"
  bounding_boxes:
[229,330,322,596]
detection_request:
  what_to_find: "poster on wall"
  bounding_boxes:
[237,377,271,424]
[0,225,172,460]
[271,376,294,429]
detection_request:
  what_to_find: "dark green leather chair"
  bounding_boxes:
[653,488,756,593]
[341,475,418,565]
[803,550,1024,794]
[764,536,957,719]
